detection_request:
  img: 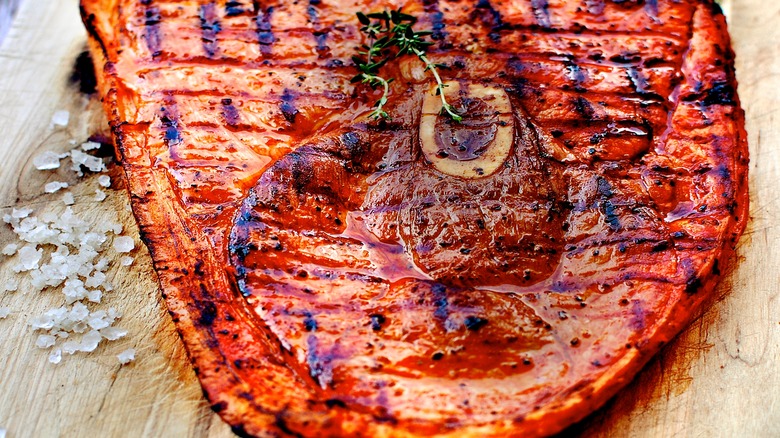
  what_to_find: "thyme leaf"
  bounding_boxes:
[352,9,462,122]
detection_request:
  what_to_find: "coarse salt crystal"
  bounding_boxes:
[98,175,111,187]
[3,279,19,292]
[119,256,134,266]
[49,348,62,364]
[95,189,107,202]
[44,181,69,193]
[62,340,80,354]
[2,243,18,256]
[100,326,127,341]
[117,348,135,365]
[12,207,33,219]
[17,245,43,271]
[87,289,102,303]
[0,307,11,319]
[36,334,56,348]
[80,141,101,151]
[62,192,75,205]
[33,151,65,170]
[70,149,106,174]
[113,236,134,253]
[80,330,103,352]
[51,110,70,127]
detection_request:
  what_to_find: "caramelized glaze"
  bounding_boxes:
[81,0,748,436]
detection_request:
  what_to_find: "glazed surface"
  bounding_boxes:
[80,0,748,436]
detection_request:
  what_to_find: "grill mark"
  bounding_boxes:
[307,0,329,57]
[159,98,183,161]
[586,0,606,15]
[199,3,221,58]
[431,283,450,321]
[141,0,162,58]
[422,0,447,42]
[530,0,551,28]
[472,0,505,42]
[573,96,596,119]
[306,335,334,388]
[626,66,665,101]
[280,89,299,123]
[564,60,587,92]
[645,0,660,20]
[253,2,275,55]
[225,1,244,17]
[220,98,241,126]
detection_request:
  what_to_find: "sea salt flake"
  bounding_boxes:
[88,313,109,330]
[119,256,134,266]
[100,326,128,341]
[12,207,33,219]
[33,151,65,170]
[62,340,80,354]
[36,334,56,348]
[80,330,103,352]
[0,307,11,319]
[3,279,19,292]
[80,141,101,151]
[85,271,106,288]
[113,236,134,253]
[69,302,89,321]
[49,348,62,364]
[117,348,136,365]
[62,192,75,206]
[44,181,69,193]
[70,149,106,174]
[94,189,107,202]
[2,243,18,256]
[87,289,102,303]
[51,110,70,127]
[18,245,43,271]
[98,175,111,187]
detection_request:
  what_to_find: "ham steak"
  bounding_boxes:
[80,0,748,436]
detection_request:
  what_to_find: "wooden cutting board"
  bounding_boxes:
[0,1,777,436]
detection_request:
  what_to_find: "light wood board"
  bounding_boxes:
[0,1,776,437]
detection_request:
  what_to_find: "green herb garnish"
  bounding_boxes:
[351,9,462,122]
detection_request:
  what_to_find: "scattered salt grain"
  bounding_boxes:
[2,243,18,256]
[87,290,102,303]
[36,334,56,348]
[80,330,102,352]
[51,110,70,127]
[49,348,62,364]
[12,207,33,219]
[16,245,43,271]
[80,141,101,151]
[0,307,11,319]
[94,189,107,202]
[62,340,80,354]
[100,326,127,341]
[117,348,135,365]
[113,236,134,253]
[70,149,106,175]
[3,279,19,292]
[6,139,133,365]
[44,181,69,193]
[33,151,66,170]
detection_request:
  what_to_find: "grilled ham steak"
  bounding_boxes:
[80,0,748,436]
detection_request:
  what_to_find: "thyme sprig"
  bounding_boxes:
[351,9,462,122]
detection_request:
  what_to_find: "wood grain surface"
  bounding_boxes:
[0,1,776,437]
